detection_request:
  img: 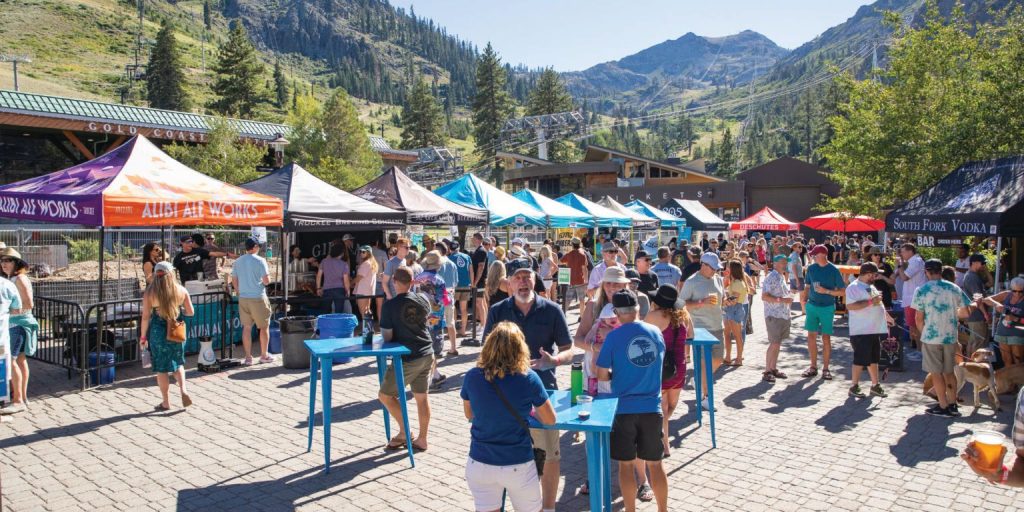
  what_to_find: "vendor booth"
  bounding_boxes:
[435,173,546,228]
[513,189,596,229]
[729,206,800,233]
[353,167,489,226]
[661,198,729,235]
[886,155,1024,290]
[556,193,634,254]
[0,135,284,389]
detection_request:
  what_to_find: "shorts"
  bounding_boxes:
[965,321,989,353]
[430,328,443,357]
[703,328,725,360]
[995,335,1024,346]
[380,354,434,396]
[723,303,746,324]
[9,326,26,357]
[922,343,957,374]
[529,428,561,462]
[238,297,272,329]
[790,278,804,291]
[903,306,918,329]
[610,413,664,462]
[455,290,471,302]
[444,304,455,328]
[465,456,541,512]
[765,316,791,343]
[850,333,883,367]
[804,302,836,335]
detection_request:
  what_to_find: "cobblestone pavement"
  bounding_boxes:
[1,299,1020,511]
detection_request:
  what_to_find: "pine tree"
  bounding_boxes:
[400,77,447,149]
[146,21,189,111]
[471,43,514,170]
[203,0,212,30]
[716,128,737,180]
[527,68,573,116]
[210,20,266,117]
[273,61,288,108]
[287,91,383,188]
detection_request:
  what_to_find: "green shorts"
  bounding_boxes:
[804,302,836,335]
[995,335,1024,346]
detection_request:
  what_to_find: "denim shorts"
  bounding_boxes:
[723,303,747,324]
[9,326,26,357]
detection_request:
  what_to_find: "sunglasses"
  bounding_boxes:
[205,237,214,240]
[0,258,13,263]
[1012,289,1024,294]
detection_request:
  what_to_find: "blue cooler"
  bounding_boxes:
[317,314,358,364]
[267,320,282,354]
[88,351,116,385]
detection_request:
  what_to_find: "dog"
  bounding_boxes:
[954,349,1001,412]
[995,364,1024,395]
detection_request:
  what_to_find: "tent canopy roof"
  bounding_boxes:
[352,167,488,226]
[625,199,687,228]
[555,193,632,228]
[730,206,799,231]
[598,197,660,229]
[513,189,596,228]
[0,135,282,227]
[434,174,546,227]
[885,155,1024,237]
[661,199,728,231]
[240,163,403,231]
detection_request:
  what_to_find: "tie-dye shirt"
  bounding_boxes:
[910,279,970,345]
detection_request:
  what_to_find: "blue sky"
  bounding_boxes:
[389,0,873,71]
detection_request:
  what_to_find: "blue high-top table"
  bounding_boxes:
[304,336,414,474]
[527,390,619,512]
[690,327,720,448]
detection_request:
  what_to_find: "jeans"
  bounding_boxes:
[323,288,352,314]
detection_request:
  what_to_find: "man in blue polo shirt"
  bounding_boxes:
[800,244,845,381]
[483,264,572,512]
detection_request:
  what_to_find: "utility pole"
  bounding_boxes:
[0,54,31,91]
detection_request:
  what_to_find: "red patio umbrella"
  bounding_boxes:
[802,213,884,232]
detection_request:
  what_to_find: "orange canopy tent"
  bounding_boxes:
[729,207,800,231]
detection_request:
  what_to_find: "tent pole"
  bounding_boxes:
[98,226,105,303]
[282,229,289,309]
[995,237,1003,293]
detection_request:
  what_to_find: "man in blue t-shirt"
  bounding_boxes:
[450,241,474,337]
[231,238,273,365]
[596,289,668,512]
[800,245,846,381]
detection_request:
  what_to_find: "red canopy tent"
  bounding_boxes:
[729,207,800,231]
[801,213,884,232]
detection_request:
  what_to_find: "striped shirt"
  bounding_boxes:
[1014,386,1024,451]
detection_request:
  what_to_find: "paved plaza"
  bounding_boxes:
[1,300,1019,511]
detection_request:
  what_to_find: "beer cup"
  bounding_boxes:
[970,430,1007,473]
[708,293,719,306]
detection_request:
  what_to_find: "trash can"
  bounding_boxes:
[317,313,358,364]
[279,316,316,369]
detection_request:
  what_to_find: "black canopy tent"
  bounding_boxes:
[351,166,489,225]
[886,155,1024,290]
[660,198,729,232]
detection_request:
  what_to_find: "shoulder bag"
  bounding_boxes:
[662,325,678,381]
[487,378,546,476]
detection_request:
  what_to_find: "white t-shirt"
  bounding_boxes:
[954,257,969,287]
[846,279,888,336]
[902,254,927,305]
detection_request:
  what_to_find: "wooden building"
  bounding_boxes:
[737,156,840,228]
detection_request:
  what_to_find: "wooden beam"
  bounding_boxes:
[102,135,127,155]
[62,130,94,160]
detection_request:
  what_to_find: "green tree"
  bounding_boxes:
[526,68,577,162]
[166,117,264,184]
[400,77,447,149]
[472,43,515,168]
[210,20,266,117]
[287,91,383,188]
[273,61,288,108]
[821,3,1024,216]
[203,0,212,30]
[146,21,189,111]
[715,127,737,180]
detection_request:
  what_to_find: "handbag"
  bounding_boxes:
[166,313,187,343]
[487,378,546,476]
[662,325,678,381]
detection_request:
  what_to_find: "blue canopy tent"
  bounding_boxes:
[555,193,632,228]
[625,199,687,229]
[513,189,596,228]
[435,174,546,227]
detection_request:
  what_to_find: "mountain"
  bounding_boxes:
[562,30,789,105]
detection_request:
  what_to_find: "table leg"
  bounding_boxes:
[585,431,602,512]
[692,345,703,426]
[601,432,612,511]
[392,356,415,468]
[376,355,391,442]
[321,357,333,474]
[704,346,717,449]
[307,353,318,452]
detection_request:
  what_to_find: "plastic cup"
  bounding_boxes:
[577,395,593,420]
[971,430,1007,473]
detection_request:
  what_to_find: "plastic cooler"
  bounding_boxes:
[88,351,116,385]
[317,314,358,364]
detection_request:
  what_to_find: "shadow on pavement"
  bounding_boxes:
[0,410,169,449]
[814,395,875,433]
[763,379,823,414]
[722,380,774,410]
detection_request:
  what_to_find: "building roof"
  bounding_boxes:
[503,161,618,182]
[368,135,418,157]
[737,156,840,195]
[496,151,552,166]
[0,89,288,141]
[584,145,723,182]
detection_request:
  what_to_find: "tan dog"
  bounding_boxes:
[954,349,1000,412]
[994,364,1024,395]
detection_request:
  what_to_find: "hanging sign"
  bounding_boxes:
[558,267,571,285]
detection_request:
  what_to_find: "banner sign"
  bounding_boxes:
[914,234,964,247]
[558,267,571,285]
[888,216,998,237]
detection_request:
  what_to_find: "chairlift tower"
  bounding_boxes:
[121,0,149,104]
[0,54,31,91]
[500,111,587,160]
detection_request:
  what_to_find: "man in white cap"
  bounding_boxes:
[679,251,728,408]
[587,241,626,302]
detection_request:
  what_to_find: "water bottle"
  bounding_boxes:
[266,244,273,259]
[141,347,152,369]
[570,361,583,404]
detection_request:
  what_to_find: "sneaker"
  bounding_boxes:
[429,373,447,391]
[849,385,866,398]
[0,402,26,415]
[242,357,254,366]
[905,350,923,362]
[925,405,954,417]
[948,404,962,417]
[700,397,710,410]
[461,338,482,347]
[869,384,888,398]
[258,355,276,364]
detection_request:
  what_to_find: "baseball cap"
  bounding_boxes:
[635,250,651,261]
[773,254,788,263]
[602,266,631,284]
[244,237,261,250]
[511,237,526,247]
[700,252,722,270]
[342,234,355,241]
[179,235,193,243]
[969,254,987,265]
[359,245,372,253]
[809,245,829,257]
[570,237,581,245]
[649,284,680,310]
[506,258,534,275]
[154,261,174,275]
[601,242,618,253]
[421,250,442,270]
[611,289,638,308]
[624,269,641,282]
[448,240,460,251]
[924,258,944,273]
[509,245,527,258]
[859,262,879,275]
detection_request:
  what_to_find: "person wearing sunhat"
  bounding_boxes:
[0,247,30,415]
[232,237,274,366]
[680,251,728,409]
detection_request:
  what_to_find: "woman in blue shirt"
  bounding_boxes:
[461,321,556,511]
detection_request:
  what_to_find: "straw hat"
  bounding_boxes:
[421,250,443,271]
[602,266,630,284]
[0,247,24,262]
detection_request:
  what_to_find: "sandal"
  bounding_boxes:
[772,369,788,379]
[637,483,654,502]
[446,349,459,357]
[801,367,818,379]
[722,358,733,366]
[821,369,833,381]
[762,371,776,383]
[154,404,171,411]
[580,480,590,495]
[384,438,406,451]
[733,359,743,367]
[412,442,428,453]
